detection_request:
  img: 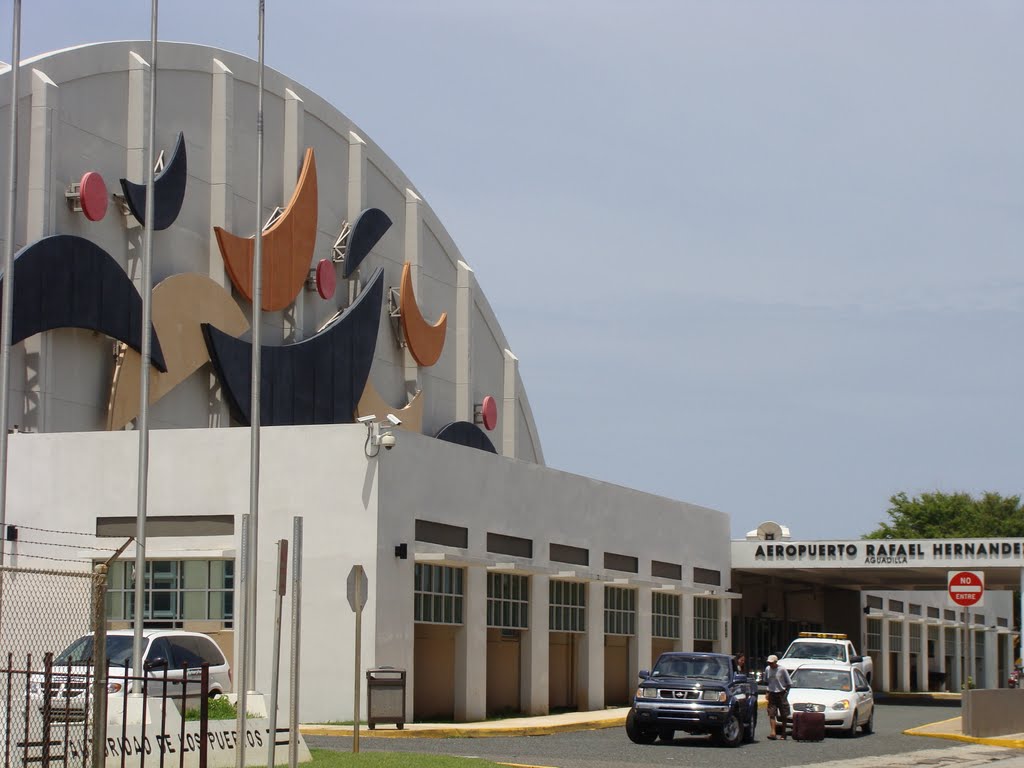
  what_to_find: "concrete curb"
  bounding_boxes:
[904,716,1024,750]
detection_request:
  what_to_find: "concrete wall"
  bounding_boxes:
[963,689,1024,737]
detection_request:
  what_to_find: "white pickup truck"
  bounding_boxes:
[777,632,874,684]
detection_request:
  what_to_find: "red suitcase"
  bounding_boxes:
[791,711,825,741]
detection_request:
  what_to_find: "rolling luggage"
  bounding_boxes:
[791,711,825,742]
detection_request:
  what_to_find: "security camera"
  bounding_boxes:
[386,413,402,426]
[356,414,376,424]
[380,432,397,450]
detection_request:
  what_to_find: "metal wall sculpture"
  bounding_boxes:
[435,421,497,454]
[0,234,166,371]
[119,131,188,231]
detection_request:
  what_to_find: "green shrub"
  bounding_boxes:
[184,696,237,721]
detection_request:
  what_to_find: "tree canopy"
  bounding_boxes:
[863,491,1024,539]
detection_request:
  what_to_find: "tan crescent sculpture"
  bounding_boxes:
[400,262,447,367]
[214,147,318,312]
[107,273,250,429]
[355,380,424,433]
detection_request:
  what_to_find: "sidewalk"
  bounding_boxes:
[905,715,1024,750]
[300,707,629,739]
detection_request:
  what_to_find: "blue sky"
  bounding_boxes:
[7,1,1023,539]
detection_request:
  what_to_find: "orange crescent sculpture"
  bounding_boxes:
[400,262,447,367]
[355,380,424,433]
[214,147,318,312]
[106,273,250,429]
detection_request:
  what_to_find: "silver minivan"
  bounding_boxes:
[34,629,232,718]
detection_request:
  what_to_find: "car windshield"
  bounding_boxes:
[783,642,846,662]
[651,656,729,681]
[54,636,137,667]
[790,669,853,691]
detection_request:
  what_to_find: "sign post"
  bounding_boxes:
[948,570,984,689]
[347,565,368,753]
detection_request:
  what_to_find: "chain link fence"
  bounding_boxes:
[0,564,106,768]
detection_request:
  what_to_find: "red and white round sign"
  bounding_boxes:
[948,570,984,608]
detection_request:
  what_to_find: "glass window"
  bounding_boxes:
[866,619,882,652]
[102,559,235,628]
[605,587,636,636]
[486,573,529,629]
[693,597,719,642]
[413,564,465,625]
[652,593,681,639]
[550,581,586,633]
[909,623,922,654]
[888,621,903,652]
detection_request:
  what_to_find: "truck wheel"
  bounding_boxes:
[743,710,757,743]
[625,710,657,744]
[713,714,743,748]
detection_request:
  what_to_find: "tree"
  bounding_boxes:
[863,491,1024,539]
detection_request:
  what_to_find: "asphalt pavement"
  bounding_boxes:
[304,702,1015,768]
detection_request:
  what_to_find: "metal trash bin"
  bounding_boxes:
[366,667,406,729]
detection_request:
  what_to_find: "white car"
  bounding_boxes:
[786,663,874,737]
[32,629,232,720]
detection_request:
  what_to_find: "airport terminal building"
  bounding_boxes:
[0,41,734,723]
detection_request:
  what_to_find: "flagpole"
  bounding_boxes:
[132,0,159,687]
[237,2,266,763]
[0,0,22,572]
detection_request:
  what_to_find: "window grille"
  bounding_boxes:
[866,618,882,652]
[487,573,529,629]
[652,592,681,639]
[693,596,719,642]
[549,580,586,632]
[888,620,903,652]
[104,559,234,627]
[909,622,921,654]
[604,586,636,636]
[414,563,464,624]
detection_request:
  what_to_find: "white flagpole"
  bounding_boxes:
[0,0,22,571]
[237,2,266,764]
[132,0,159,688]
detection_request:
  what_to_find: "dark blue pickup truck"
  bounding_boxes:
[626,652,758,748]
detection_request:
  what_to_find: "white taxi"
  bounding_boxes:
[786,662,874,737]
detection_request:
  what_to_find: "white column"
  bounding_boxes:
[951,623,962,691]
[346,131,366,222]
[521,574,549,715]
[936,623,947,691]
[501,350,518,458]
[899,621,911,692]
[208,58,234,427]
[454,567,486,721]
[578,581,604,712]
[454,261,473,423]
[718,599,731,654]
[681,595,694,652]
[22,69,58,433]
[402,189,422,392]
[915,623,928,691]
[282,88,305,342]
[984,629,998,689]
[633,586,652,687]
[879,619,891,693]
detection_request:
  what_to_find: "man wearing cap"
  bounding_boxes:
[765,654,792,740]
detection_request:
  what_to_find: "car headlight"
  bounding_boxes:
[831,699,850,711]
[701,690,727,702]
[636,687,658,699]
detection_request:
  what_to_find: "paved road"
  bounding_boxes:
[306,703,1014,768]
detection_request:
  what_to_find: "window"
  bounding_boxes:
[909,603,922,616]
[888,600,904,613]
[888,621,903,652]
[865,595,883,610]
[104,559,234,628]
[693,597,719,642]
[866,619,882,652]
[604,587,636,636]
[652,593,680,639]
[909,623,921,654]
[944,626,956,653]
[414,564,464,625]
[549,580,585,633]
[487,573,529,629]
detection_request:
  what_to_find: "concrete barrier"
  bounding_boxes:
[962,689,1024,737]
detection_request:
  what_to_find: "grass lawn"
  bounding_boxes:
[307,748,506,767]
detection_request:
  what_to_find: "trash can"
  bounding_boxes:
[366,667,406,730]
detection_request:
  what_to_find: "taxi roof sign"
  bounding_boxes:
[798,631,848,640]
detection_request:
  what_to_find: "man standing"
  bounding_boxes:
[765,654,792,741]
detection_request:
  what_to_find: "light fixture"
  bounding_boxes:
[395,543,408,559]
